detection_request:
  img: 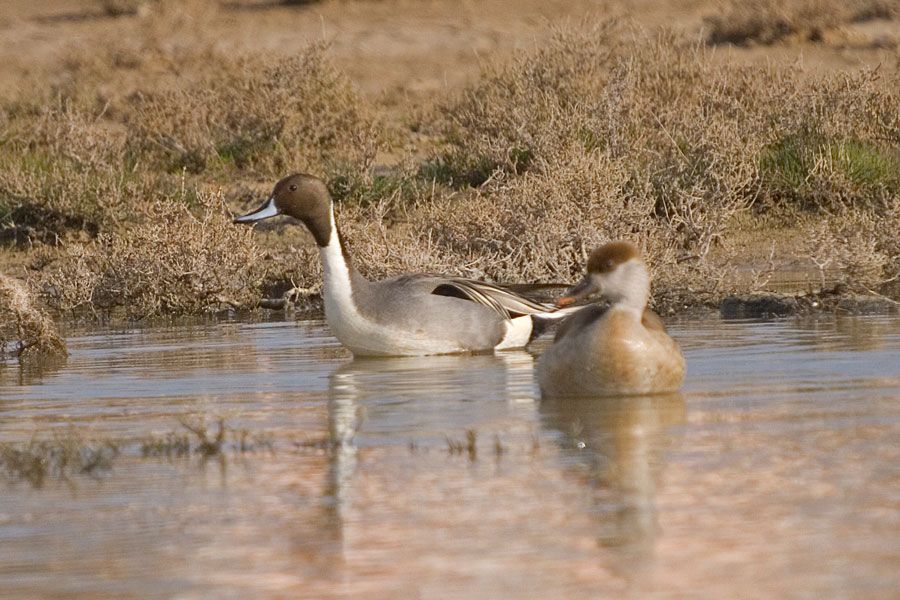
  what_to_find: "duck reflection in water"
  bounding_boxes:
[539,393,685,577]
[322,352,537,544]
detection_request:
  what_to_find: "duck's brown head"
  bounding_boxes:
[233,173,333,246]
[557,241,645,308]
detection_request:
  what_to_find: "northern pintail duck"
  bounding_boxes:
[537,241,685,397]
[234,173,576,356]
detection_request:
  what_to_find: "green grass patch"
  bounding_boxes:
[827,139,900,187]
[760,134,900,209]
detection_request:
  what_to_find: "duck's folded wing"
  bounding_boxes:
[431,277,554,319]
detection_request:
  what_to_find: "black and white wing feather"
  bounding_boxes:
[431,277,555,319]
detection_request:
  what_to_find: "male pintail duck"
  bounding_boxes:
[234,173,578,356]
[537,241,685,397]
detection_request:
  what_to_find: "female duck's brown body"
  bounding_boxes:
[538,241,685,397]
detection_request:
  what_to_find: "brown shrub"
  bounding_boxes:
[125,43,381,194]
[801,206,900,291]
[40,192,267,318]
[362,159,730,311]
[5,21,897,317]
[0,274,66,362]
[428,30,767,259]
[426,22,621,187]
[705,0,900,46]
[426,26,898,277]
[0,101,161,244]
[757,70,900,212]
[234,26,896,312]
[417,152,661,282]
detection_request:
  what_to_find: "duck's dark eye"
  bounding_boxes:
[289,184,297,191]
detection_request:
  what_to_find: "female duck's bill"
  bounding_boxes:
[233,173,581,357]
[537,241,686,397]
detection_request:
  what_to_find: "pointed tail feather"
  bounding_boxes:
[434,278,554,319]
[529,304,589,342]
[432,277,588,334]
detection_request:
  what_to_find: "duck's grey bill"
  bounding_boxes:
[233,196,280,224]
[556,276,599,307]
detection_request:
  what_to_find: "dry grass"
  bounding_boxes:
[2,4,381,247]
[425,23,620,187]
[0,101,148,244]
[418,153,662,282]
[0,274,67,362]
[0,15,379,313]
[418,27,899,300]
[800,205,900,291]
[428,30,769,261]
[0,17,898,319]
[705,0,900,46]
[125,43,381,196]
[39,191,267,318]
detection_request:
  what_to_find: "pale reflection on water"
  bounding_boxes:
[0,315,898,599]
[540,393,685,581]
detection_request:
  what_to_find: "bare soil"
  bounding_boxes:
[1,0,896,104]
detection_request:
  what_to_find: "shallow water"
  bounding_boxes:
[1,315,899,599]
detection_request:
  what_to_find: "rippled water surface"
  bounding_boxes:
[1,315,899,599]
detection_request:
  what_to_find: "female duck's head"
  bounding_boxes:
[233,173,333,246]
[557,241,650,310]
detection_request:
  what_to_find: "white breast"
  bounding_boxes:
[318,221,469,356]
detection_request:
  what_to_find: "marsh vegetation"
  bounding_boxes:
[1,417,277,487]
[0,0,898,348]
